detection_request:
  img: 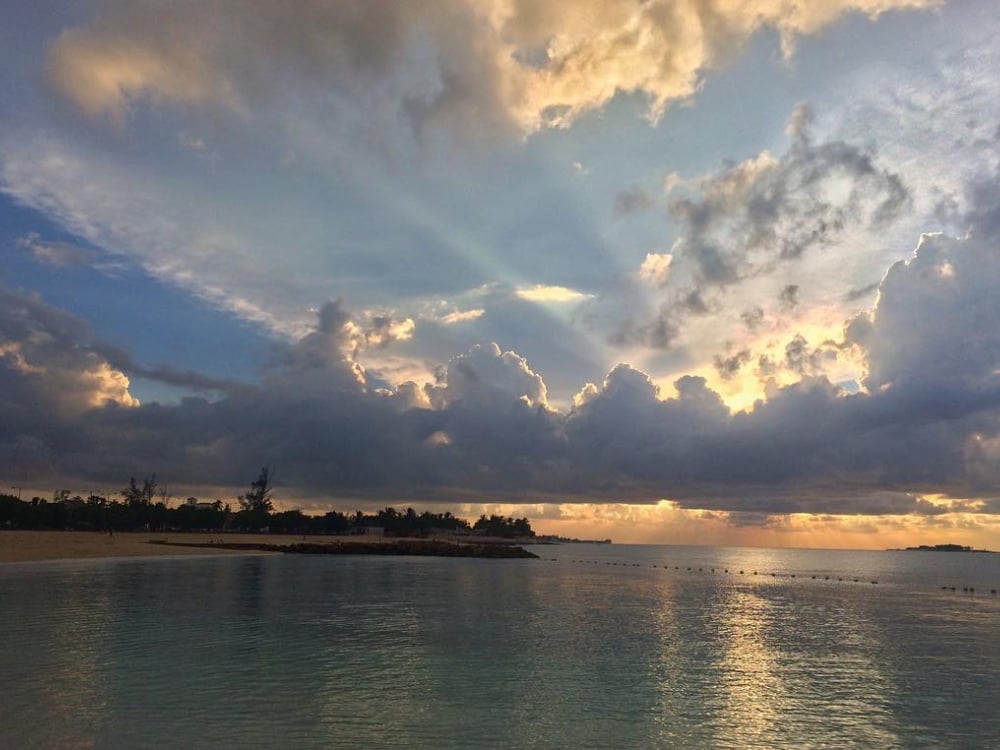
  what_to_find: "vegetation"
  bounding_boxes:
[236,466,274,530]
[0,471,536,539]
[473,514,534,538]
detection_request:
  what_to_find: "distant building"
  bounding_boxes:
[185,497,220,511]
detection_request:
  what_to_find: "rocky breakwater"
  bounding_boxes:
[150,538,539,559]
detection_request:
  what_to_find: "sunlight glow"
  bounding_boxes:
[515,284,593,303]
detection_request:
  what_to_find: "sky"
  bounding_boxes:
[3,0,1000,548]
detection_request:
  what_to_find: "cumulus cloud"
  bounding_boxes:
[0,286,140,418]
[427,342,549,409]
[847,230,1000,394]
[45,0,932,134]
[272,299,415,394]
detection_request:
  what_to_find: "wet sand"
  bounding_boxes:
[0,530,384,563]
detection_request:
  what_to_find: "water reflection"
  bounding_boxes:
[714,588,784,748]
[13,564,116,748]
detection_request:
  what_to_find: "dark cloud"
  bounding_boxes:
[608,312,680,351]
[741,307,765,331]
[614,187,655,216]
[844,282,879,302]
[779,283,799,308]
[679,289,712,315]
[783,334,837,376]
[713,348,751,380]
[6,227,1000,516]
[89,342,239,396]
[670,106,910,287]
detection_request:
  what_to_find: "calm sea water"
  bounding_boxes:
[1,544,998,749]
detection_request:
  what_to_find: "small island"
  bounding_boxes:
[889,543,996,553]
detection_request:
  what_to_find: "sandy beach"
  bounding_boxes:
[0,530,362,563]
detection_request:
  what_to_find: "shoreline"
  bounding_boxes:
[0,530,537,563]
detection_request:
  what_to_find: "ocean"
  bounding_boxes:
[1,544,998,748]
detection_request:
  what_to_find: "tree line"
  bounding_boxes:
[0,468,535,538]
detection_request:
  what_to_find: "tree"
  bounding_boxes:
[239,466,274,515]
[122,475,156,507]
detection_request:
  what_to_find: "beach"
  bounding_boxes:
[0,530,361,563]
[0,530,532,562]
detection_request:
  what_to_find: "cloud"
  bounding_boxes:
[439,308,486,325]
[272,300,414,394]
[614,187,654,215]
[7,221,1000,518]
[741,307,765,332]
[427,342,549,410]
[848,230,1000,394]
[637,253,673,287]
[608,310,679,350]
[515,285,591,304]
[779,283,800,308]
[671,105,911,287]
[0,286,140,418]
[17,232,123,274]
[45,0,933,134]
[593,103,914,355]
[714,348,752,380]
[844,282,879,302]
